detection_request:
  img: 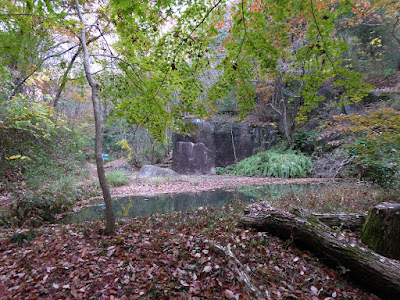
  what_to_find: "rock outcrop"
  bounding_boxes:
[172,141,215,175]
[172,118,277,174]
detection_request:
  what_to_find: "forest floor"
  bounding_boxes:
[110,173,330,198]
[0,163,384,299]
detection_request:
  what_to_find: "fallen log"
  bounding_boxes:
[244,208,367,230]
[240,211,400,299]
[311,212,366,230]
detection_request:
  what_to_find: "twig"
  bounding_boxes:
[150,0,224,99]
[230,125,238,163]
[208,241,267,299]
[309,0,336,71]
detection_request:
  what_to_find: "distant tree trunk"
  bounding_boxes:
[54,47,82,109]
[268,76,300,146]
[362,202,400,260]
[74,0,115,235]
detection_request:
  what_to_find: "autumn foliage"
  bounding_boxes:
[326,108,400,186]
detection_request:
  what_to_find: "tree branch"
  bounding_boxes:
[149,0,225,99]
[54,47,82,108]
[208,242,266,299]
[310,0,336,71]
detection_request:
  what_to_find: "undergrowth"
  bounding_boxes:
[217,150,312,178]
[105,170,131,187]
[0,164,100,228]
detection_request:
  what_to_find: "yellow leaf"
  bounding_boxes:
[9,155,22,160]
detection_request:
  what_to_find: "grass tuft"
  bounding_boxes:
[106,170,131,187]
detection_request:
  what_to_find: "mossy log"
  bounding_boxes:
[312,212,366,230]
[240,211,400,299]
[244,208,367,230]
[362,202,400,260]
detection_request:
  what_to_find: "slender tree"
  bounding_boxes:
[74,0,115,234]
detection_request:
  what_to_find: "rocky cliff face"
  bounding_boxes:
[172,118,277,174]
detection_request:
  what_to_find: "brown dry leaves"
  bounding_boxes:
[109,175,329,198]
[0,202,377,299]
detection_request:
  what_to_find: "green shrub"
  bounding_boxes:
[0,169,101,228]
[331,108,400,188]
[349,138,399,188]
[9,189,76,227]
[106,170,130,187]
[0,94,89,184]
[293,128,319,155]
[218,150,312,178]
[216,164,235,175]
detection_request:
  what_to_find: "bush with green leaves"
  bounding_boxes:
[0,176,101,228]
[217,150,312,178]
[105,170,130,187]
[0,94,88,180]
[330,108,400,188]
[0,72,93,227]
[293,128,319,155]
[349,138,399,188]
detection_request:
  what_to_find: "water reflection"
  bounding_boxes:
[61,183,326,224]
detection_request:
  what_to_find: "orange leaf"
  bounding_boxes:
[71,288,78,298]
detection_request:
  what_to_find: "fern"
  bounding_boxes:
[222,150,311,178]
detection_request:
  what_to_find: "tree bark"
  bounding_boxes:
[74,0,115,235]
[244,209,367,230]
[309,212,366,230]
[240,211,400,299]
[362,202,400,259]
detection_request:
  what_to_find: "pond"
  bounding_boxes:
[61,183,329,224]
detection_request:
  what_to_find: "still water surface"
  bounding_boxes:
[61,183,327,224]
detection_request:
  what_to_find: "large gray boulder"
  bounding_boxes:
[111,163,133,172]
[172,141,215,175]
[343,102,364,115]
[137,165,180,178]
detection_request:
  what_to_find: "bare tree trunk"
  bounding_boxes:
[74,0,115,235]
[270,76,295,146]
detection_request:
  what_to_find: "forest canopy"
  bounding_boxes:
[0,0,399,230]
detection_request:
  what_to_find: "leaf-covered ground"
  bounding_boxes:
[109,175,329,198]
[0,201,377,299]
